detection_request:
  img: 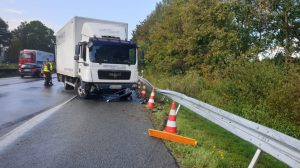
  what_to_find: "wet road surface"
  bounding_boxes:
[0,77,178,168]
[0,76,42,86]
[0,77,75,135]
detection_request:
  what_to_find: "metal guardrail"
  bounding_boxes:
[139,76,300,168]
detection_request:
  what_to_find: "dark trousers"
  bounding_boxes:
[44,72,51,81]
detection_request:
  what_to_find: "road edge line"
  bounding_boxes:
[0,95,77,153]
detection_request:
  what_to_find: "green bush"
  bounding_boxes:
[0,64,18,69]
[144,60,300,139]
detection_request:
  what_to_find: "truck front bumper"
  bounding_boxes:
[94,82,137,90]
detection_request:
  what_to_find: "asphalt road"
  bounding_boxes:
[0,76,74,135]
[0,77,178,168]
[0,76,42,86]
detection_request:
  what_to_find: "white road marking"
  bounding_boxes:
[0,95,77,153]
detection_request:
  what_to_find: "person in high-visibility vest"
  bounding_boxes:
[43,58,53,86]
[48,61,53,85]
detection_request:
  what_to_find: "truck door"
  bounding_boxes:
[78,44,91,82]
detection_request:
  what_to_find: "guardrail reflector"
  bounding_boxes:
[148,129,197,147]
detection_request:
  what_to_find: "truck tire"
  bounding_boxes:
[75,82,89,99]
[64,81,73,90]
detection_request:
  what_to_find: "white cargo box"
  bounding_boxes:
[35,50,55,66]
[56,16,128,77]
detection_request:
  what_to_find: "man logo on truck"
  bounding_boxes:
[108,72,122,79]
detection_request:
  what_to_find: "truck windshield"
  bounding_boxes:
[20,53,32,59]
[89,44,136,65]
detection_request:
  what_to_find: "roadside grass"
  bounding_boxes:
[141,69,290,167]
[142,66,300,139]
[0,64,19,78]
[0,64,18,69]
[0,71,19,78]
[149,101,288,168]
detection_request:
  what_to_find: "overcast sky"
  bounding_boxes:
[0,0,160,38]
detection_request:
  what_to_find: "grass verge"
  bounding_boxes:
[0,64,18,69]
[0,64,19,78]
[140,72,290,168]
[148,100,288,168]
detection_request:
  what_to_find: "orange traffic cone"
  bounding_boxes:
[141,84,146,99]
[145,88,155,109]
[137,80,141,94]
[164,101,177,134]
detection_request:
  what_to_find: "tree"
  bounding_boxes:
[231,0,300,63]
[0,18,11,62]
[0,18,11,47]
[133,0,244,74]
[6,20,55,63]
[270,0,300,63]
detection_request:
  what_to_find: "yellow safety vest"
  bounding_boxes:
[43,63,50,72]
[49,62,53,71]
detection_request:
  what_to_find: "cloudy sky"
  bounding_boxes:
[0,0,160,38]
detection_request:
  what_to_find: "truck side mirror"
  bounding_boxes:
[140,50,145,65]
[75,45,80,56]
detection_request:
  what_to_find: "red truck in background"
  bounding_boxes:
[18,49,55,77]
[19,49,55,67]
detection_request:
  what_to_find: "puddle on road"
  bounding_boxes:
[0,93,7,98]
[21,86,41,91]
[28,87,41,89]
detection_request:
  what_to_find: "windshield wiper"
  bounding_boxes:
[123,60,131,66]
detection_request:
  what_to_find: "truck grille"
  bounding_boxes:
[98,70,131,80]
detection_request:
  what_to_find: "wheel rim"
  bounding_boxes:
[77,85,86,97]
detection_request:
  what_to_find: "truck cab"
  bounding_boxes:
[74,37,138,97]
[56,17,138,99]
[19,50,36,66]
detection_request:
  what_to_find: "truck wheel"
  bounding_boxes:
[64,81,73,90]
[75,82,89,99]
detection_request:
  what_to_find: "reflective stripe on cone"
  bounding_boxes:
[164,101,177,134]
[141,84,146,98]
[145,88,155,109]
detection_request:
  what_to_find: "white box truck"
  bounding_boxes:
[56,16,138,98]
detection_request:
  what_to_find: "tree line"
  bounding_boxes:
[0,18,55,63]
[133,0,300,138]
[133,0,299,74]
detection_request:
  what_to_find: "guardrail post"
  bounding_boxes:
[175,104,181,115]
[248,148,262,168]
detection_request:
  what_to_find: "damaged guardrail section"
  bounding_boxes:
[139,76,300,168]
